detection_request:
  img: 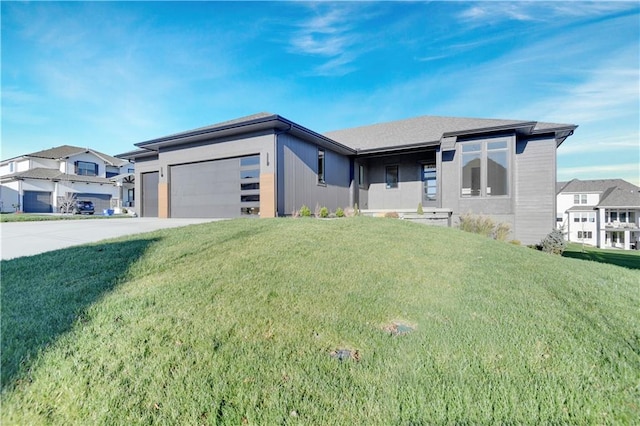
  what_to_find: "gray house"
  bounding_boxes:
[118,112,576,245]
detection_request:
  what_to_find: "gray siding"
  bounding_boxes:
[141,171,159,217]
[277,133,351,215]
[514,137,557,244]
[364,152,435,210]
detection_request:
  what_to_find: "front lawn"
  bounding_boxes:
[1,218,638,424]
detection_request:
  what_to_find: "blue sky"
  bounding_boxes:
[2,1,639,184]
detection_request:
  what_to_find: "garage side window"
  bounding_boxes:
[240,155,260,215]
[317,149,325,185]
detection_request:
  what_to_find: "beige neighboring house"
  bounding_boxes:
[556,179,640,250]
[0,145,135,214]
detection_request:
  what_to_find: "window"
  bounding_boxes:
[620,211,627,222]
[578,231,592,239]
[317,149,325,185]
[9,162,14,173]
[423,164,437,202]
[556,217,563,222]
[106,166,119,178]
[461,139,508,197]
[240,155,260,215]
[574,194,580,204]
[385,165,398,189]
[610,211,618,222]
[358,164,365,188]
[581,194,588,204]
[75,161,98,176]
[589,213,595,222]
[127,188,135,201]
[574,215,580,222]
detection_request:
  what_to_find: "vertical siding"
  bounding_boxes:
[277,133,350,215]
[514,137,557,245]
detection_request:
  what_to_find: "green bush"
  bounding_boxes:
[417,203,424,215]
[459,213,511,241]
[540,229,567,255]
[319,206,329,218]
[335,207,344,218]
[299,205,311,217]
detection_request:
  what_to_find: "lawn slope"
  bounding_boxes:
[2,218,639,424]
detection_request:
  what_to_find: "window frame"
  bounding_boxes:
[385,165,399,189]
[460,138,510,198]
[75,161,99,177]
[317,148,326,185]
[358,164,365,189]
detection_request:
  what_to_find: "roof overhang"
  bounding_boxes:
[126,114,356,158]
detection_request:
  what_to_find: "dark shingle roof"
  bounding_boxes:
[560,178,638,193]
[598,186,640,208]
[25,145,129,166]
[323,115,575,151]
[1,168,114,184]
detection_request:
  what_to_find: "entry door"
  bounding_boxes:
[422,163,437,207]
[141,171,159,217]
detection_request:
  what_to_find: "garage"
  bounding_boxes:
[75,193,112,213]
[170,158,242,218]
[141,171,159,217]
[23,191,52,213]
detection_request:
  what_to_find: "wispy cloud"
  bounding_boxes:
[287,3,377,76]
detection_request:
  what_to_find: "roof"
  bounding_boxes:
[556,181,569,194]
[11,145,130,167]
[122,112,577,158]
[558,178,640,208]
[134,112,356,156]
[0,168,115,185]
[324,115,577,153]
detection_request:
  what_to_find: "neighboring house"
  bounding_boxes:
[0,145,135,213]
[556,179,640,250]
[117,112,577,245]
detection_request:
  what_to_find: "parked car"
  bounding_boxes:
[73,200,95,215]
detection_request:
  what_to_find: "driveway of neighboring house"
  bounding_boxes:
[0,217,222,260]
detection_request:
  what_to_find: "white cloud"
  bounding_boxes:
[558,163,640,186]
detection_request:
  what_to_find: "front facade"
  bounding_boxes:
[119,112,576,245]
[557,179,640,250]
[0,145,135,213]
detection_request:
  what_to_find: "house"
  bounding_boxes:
[556,179,640,250]
[117,112,577,245]
[0,145,135,213]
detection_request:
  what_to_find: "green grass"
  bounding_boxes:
[2,218,639,424]
[0,213,129,222]
[563,242,640,270]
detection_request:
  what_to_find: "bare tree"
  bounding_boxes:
[58,193,77,214]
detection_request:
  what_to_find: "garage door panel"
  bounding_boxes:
[171,159,241,218]
[75,193,111,212]
[23,191,52,213]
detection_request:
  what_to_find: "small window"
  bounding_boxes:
[589,213,595,222]
[241,182,260,191]
[556,217,562,222]
[610,211,618,221]
[317,149,325,185]
[573,215,580,223]
[385,165,398,189]
[359,164,365,188]
[581,194,588,204]
[620,211,627,222]
[9,162,14,173]
[128,188,135,201]
[241,155,260,167]
[629,212,636,223]
[574,194,580,204]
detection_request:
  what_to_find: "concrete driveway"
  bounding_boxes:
[0,217,221,260]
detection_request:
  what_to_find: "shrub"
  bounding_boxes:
[299,205,311,217]
[335,207,344,218]
[314,203,321,218]
[459,213,495,237]
[539,229,567,255]
[417,203,424,215]
[319,206,329,218]
[494,222,511,241]
[384,211,399,218]
[122,208,128,214]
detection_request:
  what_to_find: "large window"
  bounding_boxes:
[317,149,325,185]
[461,139,509,197]
[75,161,98,176]
[385,165,398,189]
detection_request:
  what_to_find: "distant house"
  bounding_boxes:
[117,112,577,245]
[556,179,640,250]
[0,145,135,213]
